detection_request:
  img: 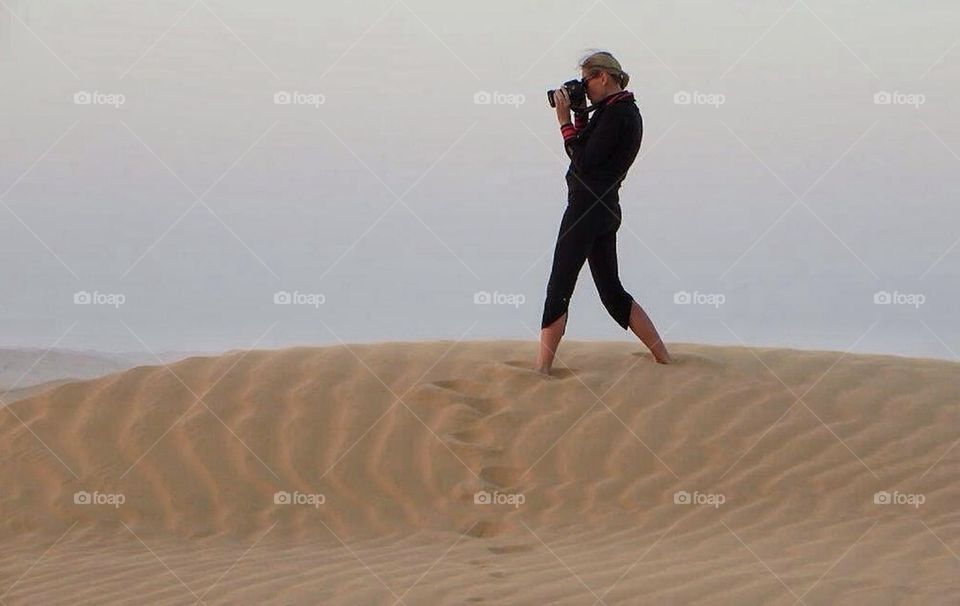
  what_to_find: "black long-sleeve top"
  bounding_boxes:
[559,90,643,209]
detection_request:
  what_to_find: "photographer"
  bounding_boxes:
[536,51,673,375]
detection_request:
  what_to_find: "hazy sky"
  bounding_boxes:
[2,0,959,361]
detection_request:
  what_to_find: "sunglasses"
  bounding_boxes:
[580,72,603,87]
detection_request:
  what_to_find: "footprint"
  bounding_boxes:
[479,466,523,488]
[424,380,504,415]
[445,429,504,457]
[445,437,503,457]
[463,519,506,538]
[450,427,490,444]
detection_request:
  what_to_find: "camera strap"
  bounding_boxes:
[574,103,602,116]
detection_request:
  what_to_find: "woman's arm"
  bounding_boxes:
[573,111,588,133]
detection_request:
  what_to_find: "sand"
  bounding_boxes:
[0,340,958,604]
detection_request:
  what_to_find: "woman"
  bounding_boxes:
[536,51,673,375]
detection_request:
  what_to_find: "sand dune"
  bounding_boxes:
[1,341,958,604]
[0,378,79,406]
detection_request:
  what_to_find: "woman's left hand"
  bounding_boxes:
[554,86,572,124]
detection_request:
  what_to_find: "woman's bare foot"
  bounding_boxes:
[536,312,568,377]
[628,301,673,364]
[653,350,674,364]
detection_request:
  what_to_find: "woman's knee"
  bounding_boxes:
[601,292,634,328]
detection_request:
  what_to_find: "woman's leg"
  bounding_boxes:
[628,301,674,364]
[538,206,597,375]
[589,221,674,364]
[587,225,633,329]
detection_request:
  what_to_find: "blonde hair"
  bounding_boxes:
[579,50,629,89]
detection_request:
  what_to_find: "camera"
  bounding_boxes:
[547,78,587,109]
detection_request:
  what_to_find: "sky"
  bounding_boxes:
[1,0,959,361]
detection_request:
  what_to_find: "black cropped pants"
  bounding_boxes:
[541,200,635,330]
